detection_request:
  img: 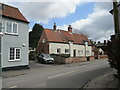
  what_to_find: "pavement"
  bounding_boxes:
[84,68,118,89]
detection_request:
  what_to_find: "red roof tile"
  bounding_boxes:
[2,4,29,23]
[44,29,92,45]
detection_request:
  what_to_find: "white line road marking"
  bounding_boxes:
[48,70,78,79]
[9,86,18,88]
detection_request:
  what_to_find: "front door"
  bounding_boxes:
[73,49,76,57]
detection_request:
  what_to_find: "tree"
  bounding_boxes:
[29,23,44,49]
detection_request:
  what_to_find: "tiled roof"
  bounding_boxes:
[2,4,29,23]
[44,29,92,45]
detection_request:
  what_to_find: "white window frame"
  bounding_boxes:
[12,22,18,34]
[5,21,18,35]
[9,48,21,61]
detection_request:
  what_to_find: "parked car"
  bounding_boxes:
[38,54,54,64]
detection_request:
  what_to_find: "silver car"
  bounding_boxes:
[38,54,54,64]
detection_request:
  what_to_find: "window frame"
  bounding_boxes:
[12,22,18,34]
[9,48,21,62]
[5,21,18,35]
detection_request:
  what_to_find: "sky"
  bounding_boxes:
[2,0,117,42]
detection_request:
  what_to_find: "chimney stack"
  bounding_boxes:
[104,40,106,45]
[53,23,56,30]
[68,25,72,33]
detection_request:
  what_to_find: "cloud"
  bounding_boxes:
[4,2,115,42]
[5,1,81,24]
[58,2,114,42]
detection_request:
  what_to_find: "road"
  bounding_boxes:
[3,59,110,89]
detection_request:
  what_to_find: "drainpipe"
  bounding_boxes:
[69,41,71,57]
[0,3,2,77]
[0,3,3,90]
[69,41,73,57]
[85,45,86,59]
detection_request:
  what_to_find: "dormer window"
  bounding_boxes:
[5,21,18,35]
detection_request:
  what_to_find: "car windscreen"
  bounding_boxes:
[43,54,51,58]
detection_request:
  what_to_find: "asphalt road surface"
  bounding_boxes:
[3,59,110,89]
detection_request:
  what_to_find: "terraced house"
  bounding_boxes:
[37,23,93,58]
[1,4,29,70]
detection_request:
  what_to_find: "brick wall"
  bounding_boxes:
[65,57,87,64]
[98,55,108,59]
[65,56,106,64]
[36,30,49,54]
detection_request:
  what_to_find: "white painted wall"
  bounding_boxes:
[85,46,92,57]
[1,17,29,68]
[49,43,69,54]
[99,48,104,55]
[49,42,92,57]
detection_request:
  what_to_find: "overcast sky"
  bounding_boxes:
[3,1,117,42]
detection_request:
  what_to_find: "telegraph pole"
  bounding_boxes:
[112,0,120,89]
[113,0,119,34]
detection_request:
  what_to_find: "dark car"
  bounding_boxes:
[38,54,54,64]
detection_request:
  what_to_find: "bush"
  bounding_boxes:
[29,51,38,60]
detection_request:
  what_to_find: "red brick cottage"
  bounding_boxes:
[36,23,93,57]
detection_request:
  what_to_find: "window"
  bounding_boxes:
[10,48,14,60]
[86,51,89,55]
[78,50,83,55]
[42,39,45,43]
[57,48,61,53]
[9,48,21,61]
[13,22,18,33]
[6,21,12,33]
[65,49,69,53]
[6,21,18,34]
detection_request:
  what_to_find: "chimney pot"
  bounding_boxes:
[68,25,72,32]
[53,23,56,30]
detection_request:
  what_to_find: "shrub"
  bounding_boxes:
[29,51,38,60]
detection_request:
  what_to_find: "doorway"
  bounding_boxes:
[73,49,76,57]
